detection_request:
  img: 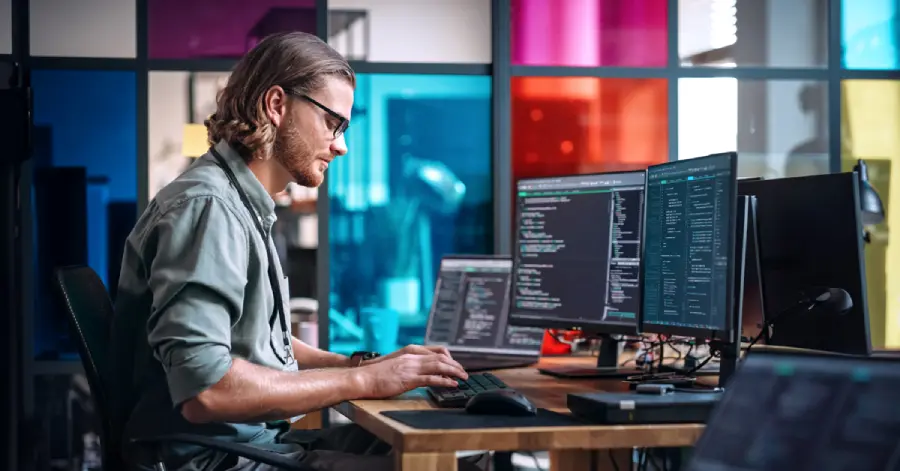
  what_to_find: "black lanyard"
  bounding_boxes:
[209,147,294,365]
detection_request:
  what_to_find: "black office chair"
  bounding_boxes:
[53,265,311,470]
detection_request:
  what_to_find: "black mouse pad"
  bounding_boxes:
[380,408,590,429]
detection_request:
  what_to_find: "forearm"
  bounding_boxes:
[291,337,352,368]
[181,357,366,424]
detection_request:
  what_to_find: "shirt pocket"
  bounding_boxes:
[268,275,295,367]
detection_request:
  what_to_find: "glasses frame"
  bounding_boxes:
[286,89,350,139]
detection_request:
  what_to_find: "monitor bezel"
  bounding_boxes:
[508,169,646,336]
[637,152,739,342]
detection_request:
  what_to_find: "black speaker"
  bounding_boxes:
[33,167,88,360]
[106,201,137,301]
[0,64,33,165]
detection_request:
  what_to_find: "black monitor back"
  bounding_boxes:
[739,173,871,355]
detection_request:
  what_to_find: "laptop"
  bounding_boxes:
[423,255,545,372]
[686,350,900,471]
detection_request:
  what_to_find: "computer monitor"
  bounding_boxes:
[686,350,900,471]
[659,194,754,385]
[639,152,739,343]
[423,255,545,371]
[509,171,646,378]
[739,173,871,355]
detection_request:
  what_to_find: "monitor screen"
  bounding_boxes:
[424,257,545,356]
[509,171,645,335]
[687,351,900,471]
[640,152,738,339]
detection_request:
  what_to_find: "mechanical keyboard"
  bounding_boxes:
[425,372,511,408]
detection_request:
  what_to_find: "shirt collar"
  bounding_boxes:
[206,140,277,225]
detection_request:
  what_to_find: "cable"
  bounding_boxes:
[683,347,722,376]
[657,340,665,371]
[746,326,768,352]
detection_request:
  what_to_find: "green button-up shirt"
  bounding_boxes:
[110,140,300,470]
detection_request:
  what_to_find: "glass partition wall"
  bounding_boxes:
[6,0,898,466]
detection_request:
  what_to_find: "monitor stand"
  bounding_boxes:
[537,334,645,379]
[658,353,721,376]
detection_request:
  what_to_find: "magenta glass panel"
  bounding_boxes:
[511,0,668,67]
[149,0,317,59]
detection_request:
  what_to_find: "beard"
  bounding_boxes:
[271,116,327,188]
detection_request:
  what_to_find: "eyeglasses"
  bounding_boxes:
[286,90,349,139]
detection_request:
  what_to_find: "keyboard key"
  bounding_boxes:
[426,373,515,408]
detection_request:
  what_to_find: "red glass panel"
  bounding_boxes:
[512,77,669,181]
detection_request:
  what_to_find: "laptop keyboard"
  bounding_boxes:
[425,372,511,408]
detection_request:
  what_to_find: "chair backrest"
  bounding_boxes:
[53,265,125,470]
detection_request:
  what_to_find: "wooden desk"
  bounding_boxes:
[334,356,705,471]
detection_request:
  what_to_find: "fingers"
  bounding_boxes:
[423,375,459,388]
[423,355,468,381]
[402,344,454,359]
[425,345,453,358]
[439,354,467,378]
[422,375,459,388]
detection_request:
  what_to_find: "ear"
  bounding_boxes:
[263,85,288,128]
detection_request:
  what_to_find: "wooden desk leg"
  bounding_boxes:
[550,448,631,471]
[394,452,457,471]
[289,410,322,430]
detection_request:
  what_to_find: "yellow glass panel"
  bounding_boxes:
[182,124,209,158]
[841,80,900,348]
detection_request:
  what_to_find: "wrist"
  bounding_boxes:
[342,354,357,368]
[347,365,373,399]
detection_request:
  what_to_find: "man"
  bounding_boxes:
[111,32,483,471]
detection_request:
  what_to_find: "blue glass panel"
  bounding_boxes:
[328,74,493,355]
[30,70,137,360]
[842,0,900,70]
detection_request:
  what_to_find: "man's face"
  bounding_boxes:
[272,76,354,188]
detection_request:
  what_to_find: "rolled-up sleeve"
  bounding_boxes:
[145,195,249,407]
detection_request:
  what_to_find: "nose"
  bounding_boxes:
[330,134,348,157]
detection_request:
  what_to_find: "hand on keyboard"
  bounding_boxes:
[357,353,468,398]
[362,344,456,366]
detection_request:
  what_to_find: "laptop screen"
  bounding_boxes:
[687,351,900,471]
[424,257,545,357]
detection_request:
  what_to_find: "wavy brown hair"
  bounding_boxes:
[205,32,355,161]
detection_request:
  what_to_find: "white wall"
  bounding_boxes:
[678,0,828,178]
[148,71,190,200]
[30,0,136,57]
[328,0,491,63]
[679,0,736,60]
[678,78,738,158]
[0,0,11,54]
[679,78,827,178]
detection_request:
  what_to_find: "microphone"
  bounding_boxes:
[747,287,853,351]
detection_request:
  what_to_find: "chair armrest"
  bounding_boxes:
[131,433,313,471]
